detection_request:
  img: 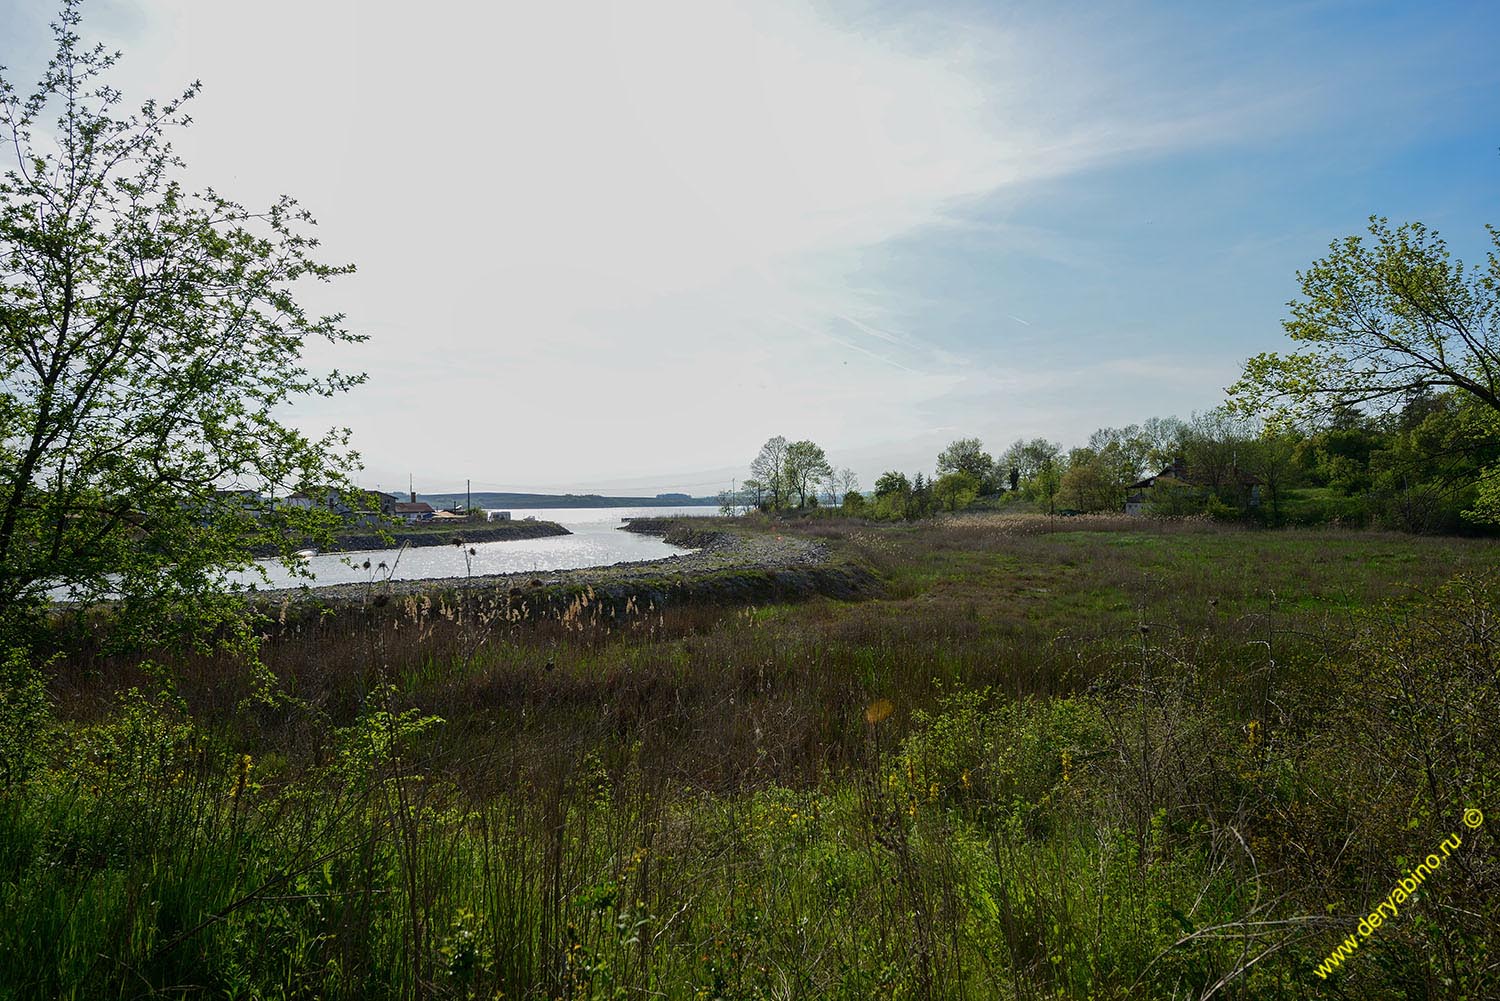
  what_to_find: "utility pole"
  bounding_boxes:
[467,478,472,517]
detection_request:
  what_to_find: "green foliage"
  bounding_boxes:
[0,647,50,793]
[1229,217,1500,529]
[1059,448,1121,512]
[1033,454,1063,514]
[1203,493,1242,522]
[4,519,1500,997]
[869,470,912,520]
[1144,481,1205,517]
[893,688,1110,815]
[936,437,995,490]
[1230,217,1500,420]
[999,438,1064,500]
[1469,463,1500,525]
[873,470,909,499]
[750,436,790,509]
[0,2,364,649]
[1270,392,1500,531]
[910,472,932,518]
[931,470,980,512]
[332,683,445,786]
[783,439,832,509]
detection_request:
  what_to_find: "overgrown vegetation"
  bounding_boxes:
[3,7,1498,1001]
[4,515,1497,999]
[0,3,362,653]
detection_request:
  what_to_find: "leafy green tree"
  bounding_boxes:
[1231,218,1499,418]
[936,438,995,490]
[1178,409,1254,500]
[873,470,911,519]
[1308,410,1382,495]
[1464,404,1500,525]
[1087,426,1151,483]
[1000,438,1063,499]
[932,471,979,512]
[1239,428,1303,524]
[1059,449,1117,512]
[0,5,362,649]
[910,472,932,518]
[1033,452,1063,514]
[783,440,832,508]
[874,471,909,498]
[1063,425,1157,511]
[750,436,789,510]
[1230,217,1500,523]
[1139,416,1186,470]
[1369,392,1498,532]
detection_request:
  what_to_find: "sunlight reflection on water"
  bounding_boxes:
[230,505,714,589]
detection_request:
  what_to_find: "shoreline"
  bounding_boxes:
[248,519,570,558]
[252,521,879,613]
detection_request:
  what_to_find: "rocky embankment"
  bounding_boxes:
[256,520,879,618]
[249,520,569,557]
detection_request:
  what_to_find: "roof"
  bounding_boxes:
[1128,471,1189,491]
[393,501,434,514]
[1130,465,1261,491]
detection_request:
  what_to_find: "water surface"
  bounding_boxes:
[234,505,716,589]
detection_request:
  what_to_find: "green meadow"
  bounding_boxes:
[4,514,1497,999]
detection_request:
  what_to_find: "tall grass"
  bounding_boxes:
[4,516,1497,998]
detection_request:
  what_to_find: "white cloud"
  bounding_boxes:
[32,0,1299,491]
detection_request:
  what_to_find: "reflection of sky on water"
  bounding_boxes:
[229,506,712,589]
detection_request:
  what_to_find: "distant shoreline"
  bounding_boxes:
[253,520,878,611]
[416,492,720,510]
[249,520,570,558]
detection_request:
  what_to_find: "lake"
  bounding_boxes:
[232,505,718,590]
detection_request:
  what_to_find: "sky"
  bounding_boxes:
[3,0,1497,496]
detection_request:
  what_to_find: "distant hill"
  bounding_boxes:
[418,491,720,510]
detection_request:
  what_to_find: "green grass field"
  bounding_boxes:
[4,514,1497,999]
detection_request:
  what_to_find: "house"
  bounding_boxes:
[372,491,403,515]
[1124,461,1191,515]
[346,490,404,526]
[213,487,265,510]
[392,501,435,524]
[282,486,357,517]
[1125,459,1261,515]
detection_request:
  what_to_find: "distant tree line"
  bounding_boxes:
[724,390,1496,533]
[721,218,1499,535]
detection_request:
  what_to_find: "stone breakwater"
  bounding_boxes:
[248,520,570,558]
[254,522,879,617]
